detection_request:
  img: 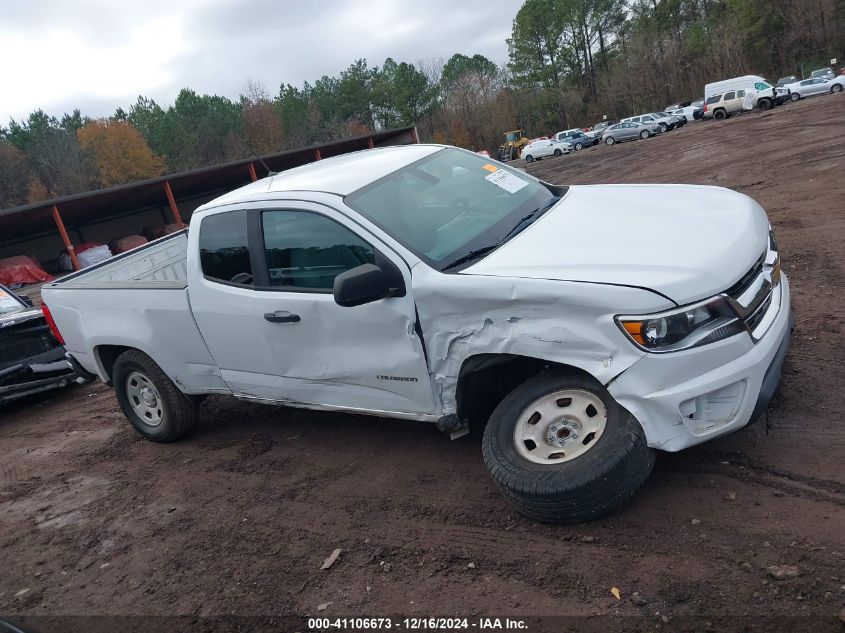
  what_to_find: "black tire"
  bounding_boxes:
[525,155,534,163]
[574,142,583,151]
[112,349,198,442]
[604,136,615,145]
[639,130,649,139]
[553,149,562,156]
[831,84,842,93]
[758,98,773,110]
[482,370,655,524]
[714,109,727,120]
[790,92,800,102]
[658,123,668,133]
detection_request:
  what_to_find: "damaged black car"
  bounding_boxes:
[0,284,84,405]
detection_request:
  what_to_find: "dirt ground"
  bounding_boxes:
[1,96,844,633]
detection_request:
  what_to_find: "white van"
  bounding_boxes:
[704,75,783,112]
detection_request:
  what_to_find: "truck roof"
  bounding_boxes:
[199,144,443,211]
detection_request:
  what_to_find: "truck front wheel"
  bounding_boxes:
[112,349,198,442]
[482,370,654,523]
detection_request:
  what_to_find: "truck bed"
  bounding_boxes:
[53,231,188,289]
[40,230,226,393]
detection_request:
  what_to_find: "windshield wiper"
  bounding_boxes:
[441,197,560,272]
[500,197,560,243]
[441,244,503,271]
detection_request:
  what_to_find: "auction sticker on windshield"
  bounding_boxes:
[484,169,528,193]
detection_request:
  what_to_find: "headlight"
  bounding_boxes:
[616,296,745,352]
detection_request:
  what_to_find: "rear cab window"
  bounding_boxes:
[199,211,252,285]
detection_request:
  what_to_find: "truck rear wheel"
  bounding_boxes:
[112,349,198,442]
[482,370,654,524]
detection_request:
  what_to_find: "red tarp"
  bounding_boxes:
[0,255,53,287]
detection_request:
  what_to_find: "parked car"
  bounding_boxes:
[657,111,687,127]
[602,121,660,144]
[784,76,845,100]
[776,75,800,87]
[552,129,598,150]
[702,87,768,120]
[669,103,702,122]
[585,121,611,139]
[621,112,678,132]
[0,285,84,404]
[809,67,835,80]
[41,145,792,524]
[704,75,783,111]
[521,139,571,163]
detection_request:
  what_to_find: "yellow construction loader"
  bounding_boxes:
[499,130,530,161]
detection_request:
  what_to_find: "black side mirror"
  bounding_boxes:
[333,264,390,307]
[20,295,34,307]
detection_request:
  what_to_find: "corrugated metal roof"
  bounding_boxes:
[0,127,417,243]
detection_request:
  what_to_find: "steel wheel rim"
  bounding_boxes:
[513,389,607,464]
[126,371,164,426]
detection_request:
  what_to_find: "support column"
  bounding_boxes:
[248,163,258,182]
[313,148,322,160]
[52,205,80,271]
[163,181,185,228]
[367,137,374,149]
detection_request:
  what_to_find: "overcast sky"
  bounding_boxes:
[0,0,523,123]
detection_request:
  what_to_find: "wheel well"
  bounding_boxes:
[95,345,133,384]
[455,354,595,429]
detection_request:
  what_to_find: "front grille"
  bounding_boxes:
[725,251,777,340]
[744,291,773,332]
[725,254,765,298]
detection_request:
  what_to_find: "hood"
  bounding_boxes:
[462,184,770,305]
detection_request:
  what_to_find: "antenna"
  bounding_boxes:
[254,153,276,177]
[240,134,278,177]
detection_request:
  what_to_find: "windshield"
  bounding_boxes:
[345,148,557,270]
[0,288,25,316]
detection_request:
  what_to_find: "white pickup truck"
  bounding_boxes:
[42,145,792,523]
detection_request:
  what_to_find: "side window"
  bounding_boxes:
[261,210,375,290]
[706,95,721,104]
[199,210,252,284]
[724,91,735,100]
[736,89,746,97]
